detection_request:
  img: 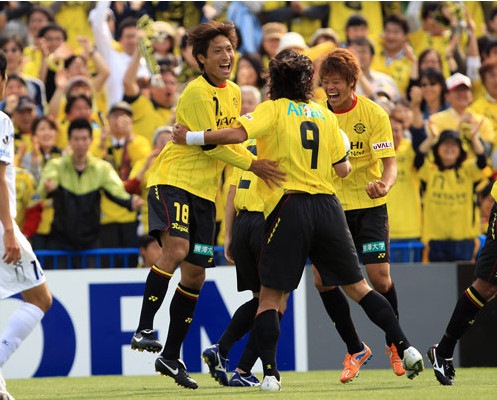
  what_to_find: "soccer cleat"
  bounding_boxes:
[229,371,261,387]
[385,344,406,376]
[131,329,162,353]
[340,342,372,383]
[427,345,455,386]
[0,372,14,400]
[202,344,229,386]
[401,346,424,379]
[155,356,198,389]
[260,375,281,391]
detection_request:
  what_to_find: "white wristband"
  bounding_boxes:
[340,129,350,153]
[186,130,205,145]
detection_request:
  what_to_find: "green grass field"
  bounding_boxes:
[5,368,497,400]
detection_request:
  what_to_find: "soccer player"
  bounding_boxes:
[0,50,52,400]
[130,21,285,390]
[173,49,424,391]
[315,48,404,382]
[427,180,497,385]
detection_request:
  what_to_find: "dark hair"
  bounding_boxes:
[38,23,67,40]
[484,39,497,58]
[419,68,447,109]
[418,48,442,72]
[235,53,266,89]
[180,33,189,50]
[138,234,158,249]
[187,21,237,71]
[64,54,86,70]
[269,49,313,103]
[0,50,6,79]
[383,14,409,35]
[491,6,497,21]
[68,118,92,138]
[345,14,368,29]
[0,35,23,52]
[421,2,442,19]
[32,115,57,134]
[479,59,497,85]
[7,73,27,86]
[319,48,360,91]
[349,37,375,56]
[65,94,92,114]
[116,17,137,41]
[432,130,466,171]
[27,5,54,23]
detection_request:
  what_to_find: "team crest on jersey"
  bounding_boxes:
[243,113,254,121]
[353,122,366,134]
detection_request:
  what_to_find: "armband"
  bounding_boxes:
[186,131,205,146]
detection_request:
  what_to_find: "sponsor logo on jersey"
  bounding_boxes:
[362,241,386,253]
[372,141,393,151]
[171,222,189,233]
[193,243,214,256]
[353,123,366,134]
[287,102,325,120]
[243,113,254,121]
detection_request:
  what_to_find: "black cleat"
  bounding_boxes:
[427,345,455,385]
[155,356,198,389]
[131,329,162,353]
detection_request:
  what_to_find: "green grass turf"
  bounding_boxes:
[6,368,497,400]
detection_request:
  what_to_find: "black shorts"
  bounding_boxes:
[475,202,497,285]
[231,211,264,293]
[259,193,364,292]
[148,185,216,268]
[345,204,390,264]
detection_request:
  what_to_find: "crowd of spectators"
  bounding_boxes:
[3,1,497,267]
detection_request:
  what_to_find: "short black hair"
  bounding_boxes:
[68,118,92,139]
[38,23,67,40]
[491,6,497,21]
[384,14,409,35]
[346,14,368,29]
[116,17,137,41]
[65,94,92,114]
[349,37,375,56]
[0,50,7,79]
[0,34,23,52]
[7,73,27,87]
[484,39,497,57]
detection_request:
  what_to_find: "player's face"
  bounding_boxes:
[199,35,235,86]
[321,73,355,111]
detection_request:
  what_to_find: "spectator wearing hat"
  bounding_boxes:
[125,126,172,236]
[99,101,151,267]
[12,96,37,165]
[277,32,308,54]
[430,72,495,162]
[152,21,177,64]
[309,28,339,48]
[89,1,150,108]
[348,37,399,101]
[416,123,487,262]
[123,45,178,145]
[259,22,287,68]
[0,34,47,114]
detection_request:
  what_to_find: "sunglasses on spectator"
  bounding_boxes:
[420,82,438,87]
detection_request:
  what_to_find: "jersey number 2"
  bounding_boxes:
[300,121,319,169]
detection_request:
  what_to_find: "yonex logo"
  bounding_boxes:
[185,317,192,324]
[148,296,158,302]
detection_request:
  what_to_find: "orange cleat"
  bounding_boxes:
[340,343,372,383]
[386,344,406,376]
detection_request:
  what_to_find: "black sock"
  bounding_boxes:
[379,282,399,346]
[254,309,280,380]
[319,288,363,355]
[359,290,410,357]
[161,283,200,360]
[136,265,172,332]
[218,297,259,358]
[437,286,486,359]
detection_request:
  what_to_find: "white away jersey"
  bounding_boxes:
[0,111,17,219]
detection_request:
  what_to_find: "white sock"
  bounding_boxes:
[0,302,44,367]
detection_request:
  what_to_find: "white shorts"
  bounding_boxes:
[0,220,46,300]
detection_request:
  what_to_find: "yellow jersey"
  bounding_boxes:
[230,139,265,213]
[371,48,412,95]
[386,139,421,239]
[147,75,253,202]
[470,94,497,137]
[128,94,174,146]
[492,180,497,202]
[321,94,396,211]
[15,167,40,231]
[419,159,487,241]
[408,29,452,78]
[237,98,346,217]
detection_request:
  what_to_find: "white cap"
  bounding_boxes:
[446,72,471,91]
[277,32,308,53]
